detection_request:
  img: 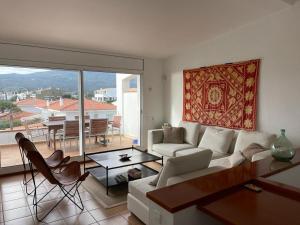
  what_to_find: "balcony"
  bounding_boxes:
[0,126,133,167]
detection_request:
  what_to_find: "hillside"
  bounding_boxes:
[0,70,116,92]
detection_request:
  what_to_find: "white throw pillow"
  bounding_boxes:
[198,127,234,154]
[179,121,201,146]
[228,152,245,167]
[234,130,276,153]
[156,149,212,188]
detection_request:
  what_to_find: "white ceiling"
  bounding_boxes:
[0,0,292,58]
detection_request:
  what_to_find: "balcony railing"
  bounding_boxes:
[0,128,133,168]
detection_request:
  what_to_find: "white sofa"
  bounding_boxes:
[129,122,276,224]
[148,121,276,163]
[128,150,221,224]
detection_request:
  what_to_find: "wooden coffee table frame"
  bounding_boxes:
[84,146,163,195]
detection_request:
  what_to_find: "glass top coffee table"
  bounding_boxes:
[84,146,163,195]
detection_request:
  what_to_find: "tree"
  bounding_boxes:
[0,100,21,130]
[9,96,18,102]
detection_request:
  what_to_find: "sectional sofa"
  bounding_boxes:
[128,121,276,224]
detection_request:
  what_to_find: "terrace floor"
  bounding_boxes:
[0,135,134,167]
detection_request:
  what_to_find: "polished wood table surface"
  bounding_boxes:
[198,178,300,225]
[147,149,300,219]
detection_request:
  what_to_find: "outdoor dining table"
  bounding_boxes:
[42,120,90,151]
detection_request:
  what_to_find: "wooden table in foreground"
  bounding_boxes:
[147,150,300,225]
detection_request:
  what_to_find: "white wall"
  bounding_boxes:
[142,58,164,146]
[163,3,300,146]
[123,92,139,139]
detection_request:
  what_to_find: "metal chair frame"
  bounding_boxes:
[29,162,85,222]
[23,139,89,222]
[16,133,70,195]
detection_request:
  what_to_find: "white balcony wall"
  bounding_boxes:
[123,92,139,141]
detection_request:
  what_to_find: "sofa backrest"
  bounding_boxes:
[233,130,276,153]
[178,121,276,155]
[156,149,213,188]
[179,121,201,146]
[198,125,239,154]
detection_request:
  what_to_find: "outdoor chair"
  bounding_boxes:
[109,115,122,143]
[16,134,70,195]
[60,120,80,152]
[89,118,108,145]
[22,139,89,222]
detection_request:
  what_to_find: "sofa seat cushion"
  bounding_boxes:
[152,143,194,157]
[128,175,156,206]
[175,147,229,160]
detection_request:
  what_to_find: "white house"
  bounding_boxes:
[92,88,117,102]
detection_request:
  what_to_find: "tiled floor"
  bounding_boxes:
[0,173,145,225]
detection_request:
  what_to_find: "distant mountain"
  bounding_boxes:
[0,70,116,92]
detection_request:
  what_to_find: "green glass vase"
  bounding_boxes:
[271,129,295,162]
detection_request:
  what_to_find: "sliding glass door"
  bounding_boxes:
[0,66,80,167]
[83,71,141,154]
[0,65,141,172]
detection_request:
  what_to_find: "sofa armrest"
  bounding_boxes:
[147,129,164,151]
[251,149,272,162]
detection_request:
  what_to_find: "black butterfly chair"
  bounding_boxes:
[16,133,70,195]
[21,138,89,222]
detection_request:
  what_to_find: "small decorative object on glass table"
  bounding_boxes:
[271,129,295,162]
[119,153,132,161]
[84,146,163,195]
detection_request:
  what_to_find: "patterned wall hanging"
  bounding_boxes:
[183,59,260,130]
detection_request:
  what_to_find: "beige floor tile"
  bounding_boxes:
[82,199,102,211]
[120,211,144,225]
[1,184,23,194]
[2,191,25,202]
[4,215,35,225]
[31,199,60,214]
[89,207,122,222]
[64,212,96,225]
[58,204,86,218]
[98,215,129,225]
[35,209,64,223]
[47,220,68,225]
[3,206,32,221]
[2,198,28,210]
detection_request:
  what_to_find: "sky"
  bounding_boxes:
[0,66,49,75]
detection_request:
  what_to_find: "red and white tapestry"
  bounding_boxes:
[183,59,260,130]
